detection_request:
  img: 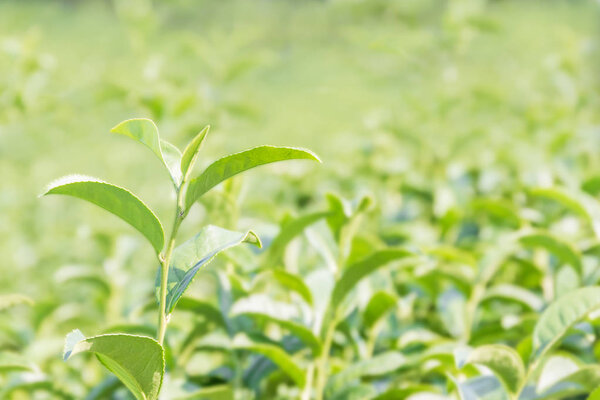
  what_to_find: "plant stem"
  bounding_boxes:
[157,189,185,345]
[315,317,337,400]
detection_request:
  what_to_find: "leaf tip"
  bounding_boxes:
[63,329,86,361]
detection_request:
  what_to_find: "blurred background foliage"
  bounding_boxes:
[1,0,600,398]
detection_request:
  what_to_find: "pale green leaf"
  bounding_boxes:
[63,330,165,400]
[157,225,261,314]
[481,284,544,311]
[519,231,582,274]
[0,352,34,373]
[532,286,600,359]
[530,187,600,237]
[43,176,165,253]
[180,125,209,181]
[0,293,34,311]
[232,334,305,387]
[185,145,320,210]
[466,344,525,394]
[111,118,182,185]
[325,352,405,398]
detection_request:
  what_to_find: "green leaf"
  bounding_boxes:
[589,386,600,400]
[232,334,306,387]
[63,330,165,400]
[185,145,320,210]
[519,231,582,274]
[481,284,544,311]
[261,270,313,305]
[330,249,413,312]
[532,286,600,359]
[42,176,165,253]
[0,352,34,373]
[325,352,405,398]
[452,375,508,400]
[466,344,525,394]
[471,198,522,228]
[111,118,182,185]
[175,385,233,400]
[264,211,331,267]
[157,225,261,314]
[537,355,600,396]
[230,295,321,356]
[363,291,397,329]
[0,293,34,311]
[180,125,209,182]
[530,187,600,237]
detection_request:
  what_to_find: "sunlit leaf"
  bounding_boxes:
[63,330,165,400]
[180,125,210,182]
[532,286,600,359]
[43,176,165,253]
[111,118,182,185]
[466,344,524,394]
[185,145,320,210]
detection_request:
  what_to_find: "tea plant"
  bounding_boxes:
[42,118,320,399]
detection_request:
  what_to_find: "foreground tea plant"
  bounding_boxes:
[42,118,320,399]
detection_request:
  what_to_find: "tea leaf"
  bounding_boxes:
[63,330,165,400]
[157,225,261,313]
[185,145,320,210]
[43,176,165,253]
[532,286,600,359]
[180,125,209,181]
[330,249,413,311]
[466,344,524,394]
[233,334,306,387]
[363,291,396,329]
[519,231,582,274]
[111,118,182,185]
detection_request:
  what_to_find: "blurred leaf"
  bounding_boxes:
[519,231,582,274]
[530,187,600,237]
[532,286,600,359]
[452,375,508,400]
[466,344,524,394]
[0,293,34,311]
[233,334,305,387]
[325,352,405,398]
[175,385,233,400]
[481,284,544,311]
[264,211,331,267]
[185,146,320,210]
[63,329,165,400]
[363,291,396,329]
[43,175,165,253]
[330,249,413,312]
[230,298,321,356]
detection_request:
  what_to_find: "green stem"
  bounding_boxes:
[157,189,185,345]
[315,317,337,400]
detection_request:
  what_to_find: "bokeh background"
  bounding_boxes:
[1,0,599,398]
